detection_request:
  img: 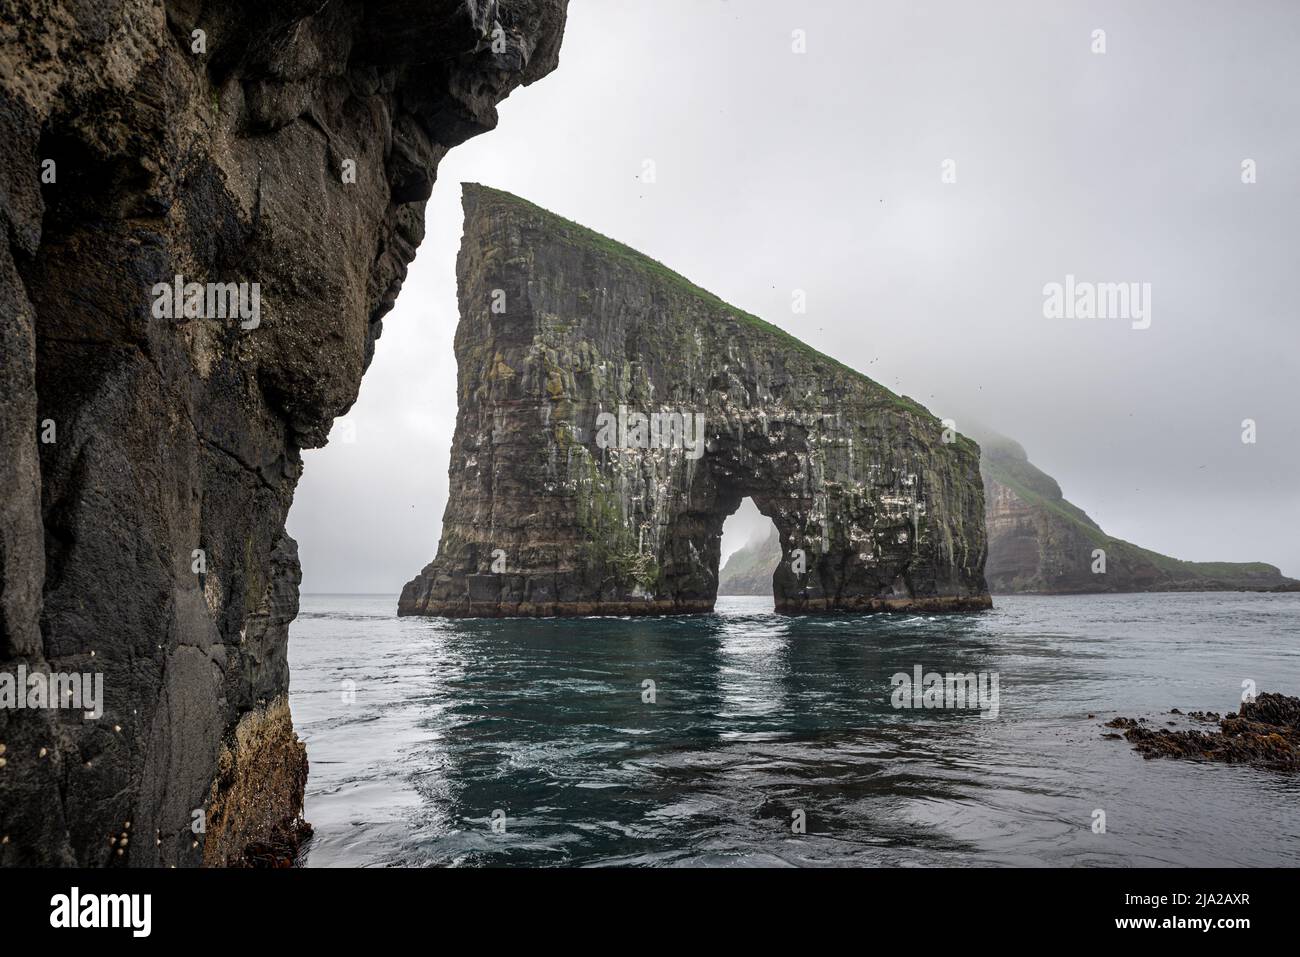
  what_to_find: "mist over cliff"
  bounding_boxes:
[399,185,990,616]
[719,426,1299,597]
[287,2,1300,595]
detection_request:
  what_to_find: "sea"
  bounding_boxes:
[287,592,1300,867]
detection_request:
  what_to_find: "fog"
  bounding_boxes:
[288,0,1300,592]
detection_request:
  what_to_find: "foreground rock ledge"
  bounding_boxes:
[400,186,992,618]
[0,0,568,867]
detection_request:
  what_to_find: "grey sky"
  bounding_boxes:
[288,0,1300,592]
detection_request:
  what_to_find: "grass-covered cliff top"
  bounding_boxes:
[463,183,934,422]
[979,436,1104,535]
[978,427,1289,582]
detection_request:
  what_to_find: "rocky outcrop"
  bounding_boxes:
[0,0,568,867]
[974,428,1298,594]
[1106,693,1300,771]
[706,423,1299,597]
[399,186,991,617]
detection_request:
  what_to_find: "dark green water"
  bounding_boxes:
[289,593,1300,866]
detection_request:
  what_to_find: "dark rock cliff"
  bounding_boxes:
[0,0,567,866]
[399,186,992,617]
[974,428,1297,594]
[712,425,1299,597]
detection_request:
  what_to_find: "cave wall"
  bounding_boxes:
[400,186,992,617]
[0,0,568,867]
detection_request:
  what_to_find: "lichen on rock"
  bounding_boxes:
[202,696,310,868]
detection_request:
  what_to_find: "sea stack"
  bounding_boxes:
[400,185,992,617]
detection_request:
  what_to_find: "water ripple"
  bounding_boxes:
[289,593,1300,867]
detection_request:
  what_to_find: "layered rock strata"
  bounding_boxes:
[975,429,1298,594]
[400,185,992,617]
[0,0,567,866]
[719,427,1298,596]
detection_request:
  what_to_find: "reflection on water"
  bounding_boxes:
[289,593,1300,867]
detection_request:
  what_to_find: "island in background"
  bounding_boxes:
[721,425,1298,597]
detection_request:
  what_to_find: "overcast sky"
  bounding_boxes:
[288,0,1300,592]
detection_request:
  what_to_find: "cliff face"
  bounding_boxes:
[718,526,781,596]
[975,429,1297,594]
[708,426,1298,597]
[0,0,567,866]
[400,186,991,617]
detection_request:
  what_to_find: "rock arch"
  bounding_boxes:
[399,186,991,617]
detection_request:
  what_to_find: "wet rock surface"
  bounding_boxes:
[1105,693,1300,771]
[0,0,567,866]
[400,186,992,617]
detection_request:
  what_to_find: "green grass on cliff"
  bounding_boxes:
[982,447,1102,535]
[983,442,1285,583]
[464,183,930,420]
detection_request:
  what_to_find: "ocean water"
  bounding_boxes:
[288,593,1300,867]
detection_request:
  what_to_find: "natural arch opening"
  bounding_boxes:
[717,497,781,610]
[397,185,992,618]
